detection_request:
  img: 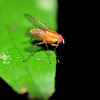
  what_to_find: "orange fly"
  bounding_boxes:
[22,13,65,64]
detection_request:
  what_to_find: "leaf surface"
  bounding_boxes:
[0,0,57,99]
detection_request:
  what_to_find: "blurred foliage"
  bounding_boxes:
[0,0,57,99]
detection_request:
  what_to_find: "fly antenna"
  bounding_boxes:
[63,39,65,44]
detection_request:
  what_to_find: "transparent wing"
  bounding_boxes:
[24,13,50,30]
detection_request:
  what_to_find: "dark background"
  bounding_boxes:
[55,0,73,99]
[0,0,73,99]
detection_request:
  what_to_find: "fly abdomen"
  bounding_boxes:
[30,29,46,40]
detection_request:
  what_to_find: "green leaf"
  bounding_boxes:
[0,0,57,99]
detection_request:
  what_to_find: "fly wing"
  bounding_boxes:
[24,13,50,30]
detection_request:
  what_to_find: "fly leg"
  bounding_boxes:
[50,44,60,63]
[22,42,44,62]
[45,43,51,65]
[50,44,59,50]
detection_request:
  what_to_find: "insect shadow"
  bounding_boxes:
[24,40,44,52]
[24,39,54,58]
[24,39,55,52]
[22,40,54,62]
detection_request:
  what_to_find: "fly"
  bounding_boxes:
[22,13,65,64]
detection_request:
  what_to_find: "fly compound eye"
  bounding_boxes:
[59,34,63,44]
